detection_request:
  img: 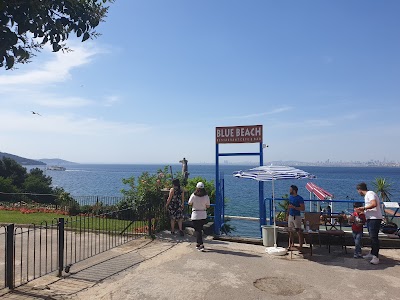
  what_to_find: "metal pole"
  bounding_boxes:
[259,142,265,235]
[215,143,221,235]
[269,197,274,225]
[221,177,225,229]
[58,218,64,277]
[5,224,14,289]
[148,203,152,237]
[272,180,277,247]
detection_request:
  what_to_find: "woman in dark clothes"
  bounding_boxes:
[166,179,185,236]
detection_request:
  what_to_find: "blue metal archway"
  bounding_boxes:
[214,125,264,235]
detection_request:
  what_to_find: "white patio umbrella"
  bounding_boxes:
[233,165,315,255]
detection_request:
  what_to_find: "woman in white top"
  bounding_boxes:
[188,182,210,251]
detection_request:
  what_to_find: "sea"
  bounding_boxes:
[31,164,400,238]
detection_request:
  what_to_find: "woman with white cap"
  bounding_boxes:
[188,182,210,251]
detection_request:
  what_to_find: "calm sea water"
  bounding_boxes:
[34,164,400,237]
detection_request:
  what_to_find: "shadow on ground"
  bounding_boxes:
[202,248,262,257]
[286,243,400,270]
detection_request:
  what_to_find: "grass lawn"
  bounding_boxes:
[65,216,148,232]
[0,210,64,225]
[0,210,151,232]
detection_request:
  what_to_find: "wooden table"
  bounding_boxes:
[321,213,346,230]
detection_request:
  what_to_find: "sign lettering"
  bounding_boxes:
[215,125,263,144]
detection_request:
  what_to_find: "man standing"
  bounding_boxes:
[287,185,305,251]
[356,182,383,265]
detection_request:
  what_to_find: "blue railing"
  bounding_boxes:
[268,197,400,227]
[184,197,400,236]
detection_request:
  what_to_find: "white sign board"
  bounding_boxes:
[383,202,399,208]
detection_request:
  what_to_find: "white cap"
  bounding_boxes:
[196,182,204,188]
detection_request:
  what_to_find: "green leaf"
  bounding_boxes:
[82,32,90,42]
[1,0,113,70]
[6,56,14,69]
[52,43,61,52]
[41,36,48,44]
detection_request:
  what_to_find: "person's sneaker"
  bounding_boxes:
[353,254,359,258]
[179,230,184,236]
[198,245,205,252]
[195,244,200,249]
[370,256,380,265]
[363,253,374,259]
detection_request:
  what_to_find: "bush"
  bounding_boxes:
[55,189,81,215]
[120,166,172,229]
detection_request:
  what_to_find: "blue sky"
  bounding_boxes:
[1,0,399,164]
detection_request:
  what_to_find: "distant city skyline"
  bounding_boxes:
[1,1,399,164]
[221,158,400,167]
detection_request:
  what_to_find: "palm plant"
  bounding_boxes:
[373,177,392,202]
[372,177,393,221]
[276,194,289,222]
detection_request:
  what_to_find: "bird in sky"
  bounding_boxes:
[31,111,42,116]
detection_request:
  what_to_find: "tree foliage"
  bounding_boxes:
[27,167,52,187]
[0,157,57,203]
[372,177,393,221]
[0,176,18,201]
[373,177,392,202]
[54,187,80,215]
[276,194,289,222]
[120,166,236,234]
[0,157,27,188]
[23,168,54,202]
[120,166,173,220]
[0,0,114,69]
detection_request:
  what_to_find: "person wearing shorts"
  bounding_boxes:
[287,185,305,250]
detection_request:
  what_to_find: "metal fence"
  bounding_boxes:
[61,209,149,271]
[269,197,400,227]
[0,203,166,291]
[1,226,6,290]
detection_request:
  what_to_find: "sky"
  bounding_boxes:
[1,0,400,164]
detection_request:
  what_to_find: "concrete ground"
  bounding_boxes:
[1,231,400,300]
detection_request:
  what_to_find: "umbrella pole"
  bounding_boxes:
[272,180,277,248]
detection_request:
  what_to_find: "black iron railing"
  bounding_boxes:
[0,226,6,290]
[60,209,148,276]
[0,204,165,291]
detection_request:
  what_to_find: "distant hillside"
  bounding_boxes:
[0,152,45,165]
[38,158,78,165]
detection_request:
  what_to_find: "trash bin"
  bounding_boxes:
[261,225,274,247]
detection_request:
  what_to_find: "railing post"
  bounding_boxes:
[58,218,65,277]
[147,203,152,237]
[5,224,15,289]
[269,197,273,225]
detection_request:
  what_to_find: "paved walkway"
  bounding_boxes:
[2,232,400,300]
